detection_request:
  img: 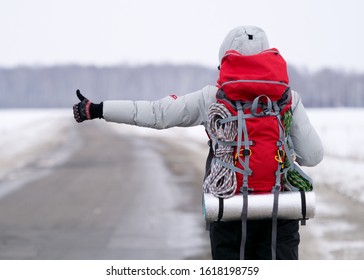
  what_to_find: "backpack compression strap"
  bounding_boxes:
[235,101,250,260]
[271,112,286,260]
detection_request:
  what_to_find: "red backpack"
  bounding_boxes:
[204,48,293,196]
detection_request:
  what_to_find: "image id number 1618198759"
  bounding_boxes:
[199,266,260,276]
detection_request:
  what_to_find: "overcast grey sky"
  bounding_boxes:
[1,0,363,72]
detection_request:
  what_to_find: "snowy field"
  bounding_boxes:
[302,108,364,203]
[1,107,364,203]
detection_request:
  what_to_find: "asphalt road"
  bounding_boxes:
[0,121,210,260]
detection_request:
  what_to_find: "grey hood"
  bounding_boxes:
[218,26,270,63]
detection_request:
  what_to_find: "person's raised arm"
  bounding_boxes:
[73,85,217,129]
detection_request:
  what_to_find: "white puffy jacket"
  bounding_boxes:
[103,85,324,167]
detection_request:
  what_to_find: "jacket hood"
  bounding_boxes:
[218,26,270,63]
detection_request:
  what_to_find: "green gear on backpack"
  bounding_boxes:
[282,110,313,192]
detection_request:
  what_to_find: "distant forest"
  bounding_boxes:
[0,64,363,108]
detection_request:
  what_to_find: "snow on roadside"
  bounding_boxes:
[0,109,75,182]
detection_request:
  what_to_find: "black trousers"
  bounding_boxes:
[209,219,300,260]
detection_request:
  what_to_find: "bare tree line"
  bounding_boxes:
[0,64,363,108]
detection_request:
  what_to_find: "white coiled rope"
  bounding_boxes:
[203,103,238,198]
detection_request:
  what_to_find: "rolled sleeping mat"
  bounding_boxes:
[203,191,315,222]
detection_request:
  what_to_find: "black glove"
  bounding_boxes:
[73,89,103,123]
